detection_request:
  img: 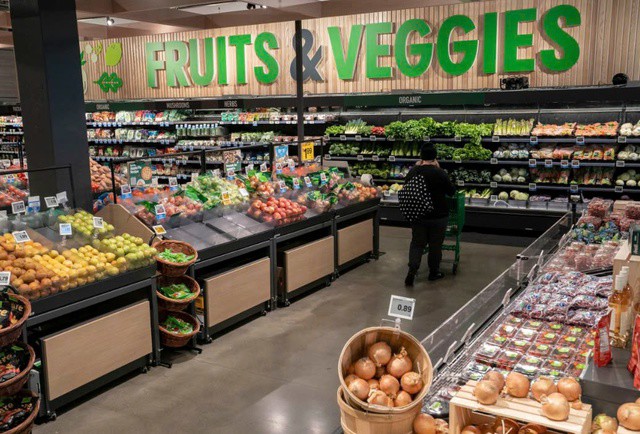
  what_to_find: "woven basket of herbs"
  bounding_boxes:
[159,310,200,348]
[156,275,200,311]
[153,240,198,276]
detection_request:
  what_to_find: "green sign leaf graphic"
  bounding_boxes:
[105,42,123,66]
[94,72,123,93]
[80,51,86,66]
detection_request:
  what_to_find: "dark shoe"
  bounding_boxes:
[428,272,445,281]
[404,272,416,287]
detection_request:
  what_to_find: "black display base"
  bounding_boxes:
[582,347,640,415]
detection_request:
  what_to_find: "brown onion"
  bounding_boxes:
[434,418,449,434]
[394,390,412,407]
[462,426,482,434]
[413,413,436,434]
[479,423,495,434]
[401,371,423,394]
[367,341,392,367]
[474,380,499,405]
[618,403,640,430]
[570,400,583,410]
[368,390,394,407]
[379,374,400,398]
[592,414,618,432]
[531,377,557,402]
[375,365,386,378]
[367,379,379,390]
[344,374,359,387]
[483,371,505,391]
[518,424,547,434]
[506,372,530,398]
[348,378,370,401]
[494,417,519,434]
[557,377,581,401]
[541,393,570,421]
[354,357,376,380]
[387,346,413,378]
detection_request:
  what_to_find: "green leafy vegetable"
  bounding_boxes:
[159,283,192,300]
[158,249,195,264]
[163,316,194,334]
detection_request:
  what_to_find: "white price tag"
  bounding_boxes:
[619,136,628,143]
[120,184,132,197]
[152,225,167,235]
[27,196,40,212]
[544,159,553,168]
[372,155,380,162]
[59,223,72,236]
[388,295,416,320]
[617,160,626,168]
[383,190,391,197]
[529,183,537,191]
[278,180,287,191]
[56,191,68,204]
[260,163,268,172]
[93,216,104,229]
[44,196,59,208]
[492,135,500,142]
[168,177,178,188]
[560,160,569,168]
[12,230,30,243]
[304,176,312,188]
[10,201,25,214]
[355,135,362,142]
[490,195,498,202]
[239,188,249,197]
[490,182,498,188]
[490,158,498,165]
[388,156,396,162]
[615,186,624,193]
[357,155,364,161]
[529,159,537,167]
[155,204,166,216]
[0,271,10,286]
[456,180,465,187]
[292,178,301,189]
[227,169,235,179]
[571,159,580,168]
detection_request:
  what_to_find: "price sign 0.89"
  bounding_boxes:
[12,231,30,244]
[0,271,10,286]
[388,295,416,320]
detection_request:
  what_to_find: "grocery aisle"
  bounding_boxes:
[34,227,523,434]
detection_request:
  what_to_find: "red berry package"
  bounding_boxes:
[595,310,612,367]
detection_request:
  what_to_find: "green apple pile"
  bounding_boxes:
[59,210,115,236]
[93,234,156,268]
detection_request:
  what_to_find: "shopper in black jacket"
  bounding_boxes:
[402,145,456,286]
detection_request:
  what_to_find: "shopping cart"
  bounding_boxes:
[425,192,465,274]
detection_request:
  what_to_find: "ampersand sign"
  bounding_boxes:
[290,29,323,82]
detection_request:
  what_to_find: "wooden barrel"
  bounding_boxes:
[338,326,432,414]
[337,386,420,434]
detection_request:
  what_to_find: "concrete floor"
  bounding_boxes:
[34,227,523,434]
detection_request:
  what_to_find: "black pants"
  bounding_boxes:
[408,216,449,275]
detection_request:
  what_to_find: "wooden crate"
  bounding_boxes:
[204,257,270,327]
[43,301,152,401]
[338,219,373,266]
[450,381,592,434]
[283,236,334,292]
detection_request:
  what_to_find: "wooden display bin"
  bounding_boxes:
[450,381,592,434]
[204,257,270,328]
[42,301,152,401]
[283,236,334,292]
[338,219,373,266]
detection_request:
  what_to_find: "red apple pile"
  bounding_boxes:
[248,196,307,225]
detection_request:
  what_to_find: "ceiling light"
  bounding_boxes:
[106,17,115,26]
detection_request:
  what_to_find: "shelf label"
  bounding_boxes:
[456,180,465,187]
[155,204,166,220]
[575,136,585,144]
[152,225,167,236]
[44,196,58,209]
[355,135,362,142]
[529,159,537,167]
[120,184,132,199]
[492,135,500,142]
[372,155,380,162]
[423,136,431,142]
[93,216,104,229]
[320,172,328,185]
[324,154,331,160]
[0,271,10,286]
[56,191,68,204]
[454,136,462,142]
[221,191,232,206]
[388,295,416,320]
[570,184,579,193]
[453,157,462,164]
[617,160,626,168]
[292,178,301,190]
[571,160,580,168]
[304,176,312,188]
[490,194,498,202]
[529,136,538,144]
[382,190,391,197]
[615,186,624,193]
[618,136,628,143]
[529,183,537,191]
[260,162,268,172]
[560,160,569,169]
[544,159,553,168]
[339,135,346,141]
[490,158,498,165]
[27,196,40,213]
[275,162,283,174]
[357,155,364,161]
[369,135,377,142]
[278,180,287,192]
[490,182,498,188]
[10,201,25,214]
[59,223,72,237]
[239,188,250,197]
[12,230,29,243]
[226,168,235,180]
[388,156,396,162]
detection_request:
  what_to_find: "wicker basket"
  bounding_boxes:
[4,390,39,434]
[338,326,432,414]
[156,275,200,311]
[337,387,420,434]
[159,310,200,348]
[154,240,198,276]
[0,292,31,348]
[0,342,35,397]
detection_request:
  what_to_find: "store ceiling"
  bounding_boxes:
[0,0,476,48]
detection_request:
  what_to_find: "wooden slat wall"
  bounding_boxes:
[0,49,18,102]
[82,0,640,101]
